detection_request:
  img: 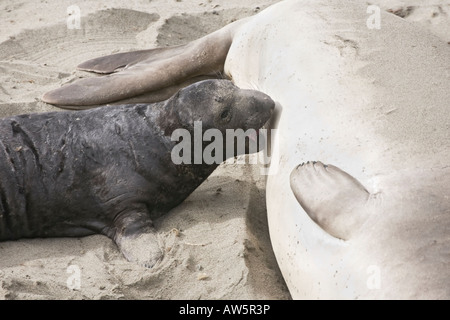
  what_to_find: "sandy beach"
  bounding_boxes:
[0,0,448,299]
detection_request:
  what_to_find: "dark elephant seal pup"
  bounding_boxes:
[0,79,274,267]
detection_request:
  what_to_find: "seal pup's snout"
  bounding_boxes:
[251,90,275,115]
[241,89,275,116]
[237,88,275,130]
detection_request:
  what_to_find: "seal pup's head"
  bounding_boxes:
[170,79,274,131]
[165,79,274,163]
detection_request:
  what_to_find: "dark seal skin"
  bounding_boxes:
[0,79,274,267]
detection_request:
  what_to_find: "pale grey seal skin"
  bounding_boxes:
[0,79,274,267]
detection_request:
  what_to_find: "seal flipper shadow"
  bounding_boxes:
[290,161,371,240]
[42,20,243,108]
[109,207,164,268]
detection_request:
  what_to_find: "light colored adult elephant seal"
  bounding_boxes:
[42,0,450,299]
[1,79,274,268]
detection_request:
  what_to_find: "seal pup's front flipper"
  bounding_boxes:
[109,206,164,268]
[42,19,246,108]
[290,161,371,240]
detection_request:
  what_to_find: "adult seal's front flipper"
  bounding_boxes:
[290,161,372,240]
[76,47,182,74]
[41,20,246,108]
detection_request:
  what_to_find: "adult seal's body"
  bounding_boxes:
[42,0,450,298]
[0,79,274,267]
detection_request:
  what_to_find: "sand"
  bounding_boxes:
[0,0,448,300]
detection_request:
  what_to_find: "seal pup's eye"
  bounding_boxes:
[219,108,232,123]
[215,98,233,124]
[221,110,230,119]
